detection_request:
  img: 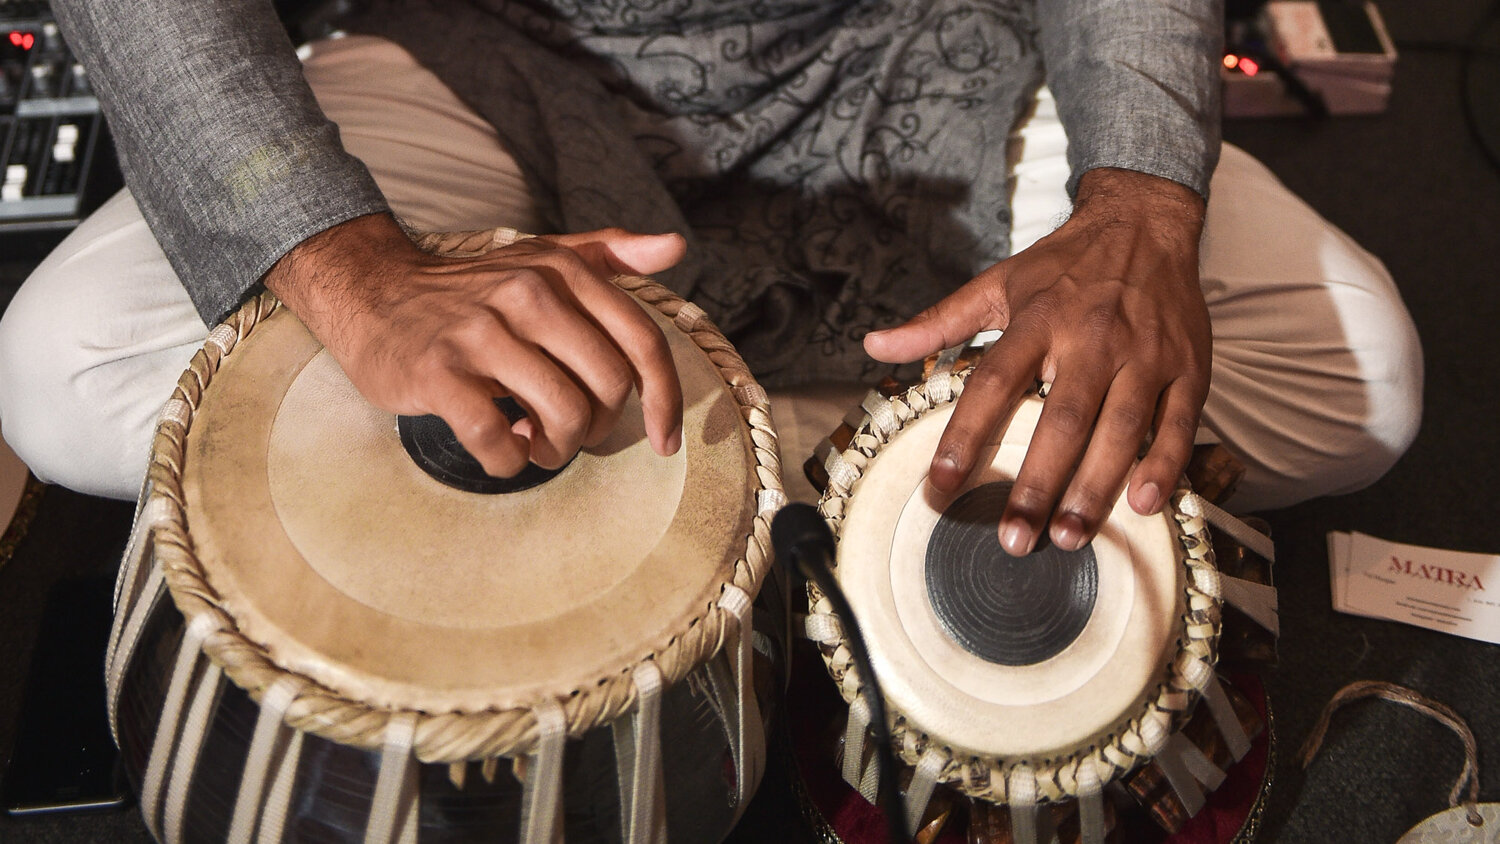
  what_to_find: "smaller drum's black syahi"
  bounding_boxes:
[924,482,1098,666]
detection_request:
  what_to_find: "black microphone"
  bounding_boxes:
[772,502,911,844]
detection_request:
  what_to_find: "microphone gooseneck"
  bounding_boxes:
[772,502,911,844]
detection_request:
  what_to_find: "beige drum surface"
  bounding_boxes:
[836,397,1184,760]
[182,305,756,713]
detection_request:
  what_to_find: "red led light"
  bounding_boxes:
[1223,54,1239,70]
[1239,57,1260,77]
[8,31,36,50]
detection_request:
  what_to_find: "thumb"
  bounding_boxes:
[557,229,687,277]
[864,283,1002,364]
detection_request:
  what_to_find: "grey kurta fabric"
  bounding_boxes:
[51,0,1221,385]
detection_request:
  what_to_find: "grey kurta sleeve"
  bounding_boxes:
[1036,0,1224,199]
[51,0,390,325]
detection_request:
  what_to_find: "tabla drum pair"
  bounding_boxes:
[106,228,788,843]
[795,359,1281,844]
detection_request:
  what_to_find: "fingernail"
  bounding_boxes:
[1054,513,1086,551]
[929,447,963,491]
[935,445,961,473]
[665,425,682,456]
[1001,520,1033,556]
[1132,481,1162,514]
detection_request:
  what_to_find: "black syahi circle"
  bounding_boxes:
[397,397,571,494]
[924,482,1098,665]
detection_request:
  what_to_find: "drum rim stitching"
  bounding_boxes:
[809,369,1223,805]
[134,230,784,763]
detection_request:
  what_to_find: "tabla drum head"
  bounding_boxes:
[179,301,758,714]
[836,397,1182,759]
[814,384,1220,803]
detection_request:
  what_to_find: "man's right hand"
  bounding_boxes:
[262,213,686,478]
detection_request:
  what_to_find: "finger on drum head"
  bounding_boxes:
[425,374,528,478]
[1000,359,1111,555]
[1053,373,1159,550]
[930,323,1044,494]
[498,298,635,450]
[565,280,682,457]
[1131,377,1204,515]
[463,334,595,470]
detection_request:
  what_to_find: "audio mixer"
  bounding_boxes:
[1,2,113,234]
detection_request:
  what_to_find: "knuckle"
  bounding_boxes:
[1101,402,1150,437]
[1007,481,1054,521]
[1065,480,1115,522]
[1043,400,1091,438]
[1161,411,1199,441]
[595,361,634,408]
[498,270,559,311]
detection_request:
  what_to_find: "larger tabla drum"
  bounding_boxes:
[105,228,787,844]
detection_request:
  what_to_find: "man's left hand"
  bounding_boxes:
[864,168,1211,556]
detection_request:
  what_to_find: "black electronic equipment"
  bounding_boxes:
[1,574,129,816]
[1,2,113,233]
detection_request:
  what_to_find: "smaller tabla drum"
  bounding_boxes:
[105,228,788,844]
[802,369,1265,843]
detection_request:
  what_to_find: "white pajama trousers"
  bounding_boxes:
[0,35,1422,510]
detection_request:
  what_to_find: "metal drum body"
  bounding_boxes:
[106,228,787,843]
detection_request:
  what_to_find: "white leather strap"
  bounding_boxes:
[1075,763,1106,844]
[1221,574,1281,635]
[228,677,305,844]
[612,661,666,844]
[1202,676,1253,761]
[841,697,871,795]
[902,749,945,836]
[1007,764,1039,844]
[519,699,567,844]
[716,583,765,810]
[363,712,419,844]
[163,660,223,844]
[255,729,305,844]
[106,566,165,742]
[140,613,215,839]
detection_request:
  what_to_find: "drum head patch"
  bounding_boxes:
[924,482,1098,666]
[397,396,572,494]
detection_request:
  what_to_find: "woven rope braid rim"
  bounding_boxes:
[137,227,783,763]
[809,371,1222,805]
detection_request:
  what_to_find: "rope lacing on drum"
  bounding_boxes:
[1178,492,1280,635]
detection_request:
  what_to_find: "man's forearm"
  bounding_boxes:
[1036,0,1224,200]
[51,0,388,325]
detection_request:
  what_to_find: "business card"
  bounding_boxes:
[1327,531,1500,645]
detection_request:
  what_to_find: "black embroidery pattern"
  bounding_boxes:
[351,0,1043,385]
